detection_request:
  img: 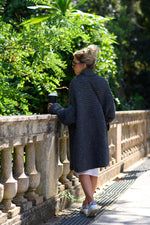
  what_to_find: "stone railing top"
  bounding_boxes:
[0,114,56,122]
[0,114,57,149]
[114,110,150,124]
[0,111,150,149]
[0,110,150,121]
[116,110,150,114]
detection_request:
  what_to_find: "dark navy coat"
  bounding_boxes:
[50,68,115,172]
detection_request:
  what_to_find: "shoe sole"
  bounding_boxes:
[86,208,98,217]
[80,209,88,215]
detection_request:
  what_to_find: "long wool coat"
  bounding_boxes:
[50,68,115,172]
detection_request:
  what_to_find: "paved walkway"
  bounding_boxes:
[43,158,150,225]
[91,163,150,225]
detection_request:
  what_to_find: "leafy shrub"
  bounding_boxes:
[0,1,117,114]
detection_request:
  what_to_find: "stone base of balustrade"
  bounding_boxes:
[2,215,21,225]
[25,193,43,206]
[0,203,20,219]
[0,211,7,224]
[7,206,20,219]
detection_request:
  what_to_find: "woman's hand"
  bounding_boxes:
[47,103,62,114]
[47,103,53,113]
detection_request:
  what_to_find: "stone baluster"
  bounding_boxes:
[133,122,138,151]
[132,119,140,154]
[121,124,125,159]
[144,114,148,155]
[13,145,30,210]
[124,123,129,157]
[128,123,131,151]
[67,170,81,199]
[59,126,72,189]
[0,148,20,217]
[140,120,144,150]
[146,112,150,154]
[135,121,139,152]
[109,142,116,166]
[129,123,132,151]
[25,141,42,205]
[126,123,130,156]
[0,183,7,223]
[116,123,122,162]
[55,136,65,215]
[0,185,4,204]
[66,133,80,192]
[57,137,65,193]
[108,125,116,165]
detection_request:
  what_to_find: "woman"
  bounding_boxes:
[48,45,115,217]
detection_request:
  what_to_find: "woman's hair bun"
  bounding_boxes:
[73,44,99,69]
[87,45,99,58]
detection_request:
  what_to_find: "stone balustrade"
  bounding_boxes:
[0,111,149,225]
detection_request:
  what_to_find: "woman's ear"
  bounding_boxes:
[82,63,87,70]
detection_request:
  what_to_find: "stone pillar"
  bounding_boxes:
[35,126,59,199]
[115,124,122,163]
[59,129,72,189]
[13,145,31,210]
[0,148,20,218]
[25,142,42,205]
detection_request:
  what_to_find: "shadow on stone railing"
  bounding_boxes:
[0,111,150,225]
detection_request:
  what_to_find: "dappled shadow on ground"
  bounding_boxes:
[115,169,150,181]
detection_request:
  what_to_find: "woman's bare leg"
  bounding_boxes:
[83,176,98,205]
[79,175,94,205]
[90,176,98,194]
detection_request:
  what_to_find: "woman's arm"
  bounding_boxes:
[48,103,76,126]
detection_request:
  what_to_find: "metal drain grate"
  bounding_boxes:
[48,158,150,225]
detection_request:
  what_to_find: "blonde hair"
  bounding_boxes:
[73,44,99,69]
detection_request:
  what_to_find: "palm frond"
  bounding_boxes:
[27,5,52,10]
[21,15,50,26]
[54,0,72,15]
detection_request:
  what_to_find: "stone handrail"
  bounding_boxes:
[0,111,149,224]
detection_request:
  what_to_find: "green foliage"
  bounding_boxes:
[1,0,32,23]
[0,0,118,115]
[0,19,67,114]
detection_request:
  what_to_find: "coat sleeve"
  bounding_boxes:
[93,78,116,124]
[49,103,75,125]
